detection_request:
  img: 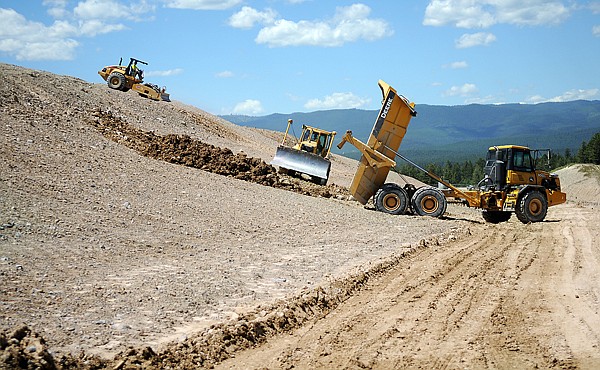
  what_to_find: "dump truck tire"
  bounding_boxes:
[107,72,126,90]
[411,187,447,218]
[515,190,547,223]
[482,210,512,223]
[374,183,409,215]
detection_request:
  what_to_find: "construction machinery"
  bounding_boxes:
[270,119,336,185]
[98,57,170,102]
[337,80,567,224]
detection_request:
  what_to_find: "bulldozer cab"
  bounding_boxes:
[297,125,335,158]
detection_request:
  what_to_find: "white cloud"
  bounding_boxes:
[424,0,570,29]
[145,68,184,77]
[44,0,69,18]
[527,89,600,103]
[78,19,127,36]
[0,1,154,61]
[74,0,154,21]
[229,6,277,29]
[164,0,242,10]
[443,61,468,69]
[0,8,79,60]
[233,99,264,115]
[593,25,600,37]
[455,32,496,48]
[215,70,234,78]
[443,83,478,97]
[254,4,392,47]
[304,92,370,110]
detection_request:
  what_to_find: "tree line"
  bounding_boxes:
[396,132,600,187]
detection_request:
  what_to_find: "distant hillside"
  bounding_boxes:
[222,101,600,164]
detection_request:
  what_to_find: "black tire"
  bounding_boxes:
[411,187,447,218]
[374,183,409,215]
[107,72,126,90]
[482,210,512,223]
[515,191,547,223]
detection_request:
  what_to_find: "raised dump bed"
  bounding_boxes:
[337,80,417,205]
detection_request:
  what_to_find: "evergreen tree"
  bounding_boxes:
[587,132,600,164]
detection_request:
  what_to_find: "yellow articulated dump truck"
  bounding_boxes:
[337,80,567,224]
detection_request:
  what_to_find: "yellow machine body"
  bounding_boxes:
[338,81,567,223]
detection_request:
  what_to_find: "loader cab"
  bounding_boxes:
[484,145,536,189]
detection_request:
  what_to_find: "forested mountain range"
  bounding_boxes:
[222,100,600,165]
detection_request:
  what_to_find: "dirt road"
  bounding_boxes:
[216,203,600,369]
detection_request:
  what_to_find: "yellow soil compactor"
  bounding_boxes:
[270,119,336,185]
[98,57,170,102]
[337,80,567,224]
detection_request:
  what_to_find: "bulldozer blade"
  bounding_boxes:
[161,93,171,102]
[271,146,331,181]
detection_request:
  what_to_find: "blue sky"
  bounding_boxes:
[1,1,599,115]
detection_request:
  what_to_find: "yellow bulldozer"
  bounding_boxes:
[98,57,170,102]
[270,119,336,185]
[337,80,567,223]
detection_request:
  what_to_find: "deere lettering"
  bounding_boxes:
[380,97,393,118]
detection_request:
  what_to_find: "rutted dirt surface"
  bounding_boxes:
[1,63,600,369]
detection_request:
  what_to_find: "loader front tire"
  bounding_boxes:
[515,191,547,223]
[411,187,447,218]
[374,183,408,215]
[482,210,511,224]
[107,72,126,90]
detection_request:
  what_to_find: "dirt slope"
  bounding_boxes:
[1,63,599,369]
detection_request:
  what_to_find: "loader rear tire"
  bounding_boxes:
[374,183,409,215]
[411,187,447,218]
[107,72,126,90]
[482,210,512,224]
[515,191,547,223]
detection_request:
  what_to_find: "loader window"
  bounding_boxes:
[513,151,533,172]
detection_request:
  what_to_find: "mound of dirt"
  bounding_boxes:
[90,108,348,198]
[555,164,600,206]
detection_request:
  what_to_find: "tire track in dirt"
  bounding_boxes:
[215,204,600,369]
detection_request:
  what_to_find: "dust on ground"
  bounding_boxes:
[2,63,599,369]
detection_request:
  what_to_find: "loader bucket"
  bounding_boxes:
[271,146,331,182]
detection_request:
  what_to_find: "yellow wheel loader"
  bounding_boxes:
[337,80,567,224]
[270,119,336,185]
[98,57,170,102]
